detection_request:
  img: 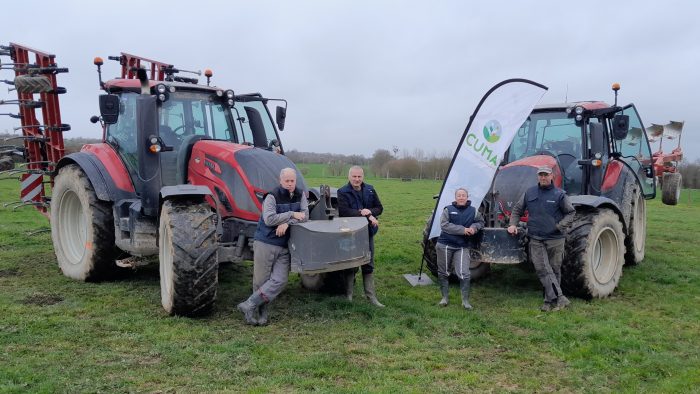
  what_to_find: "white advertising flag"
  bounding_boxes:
[428,79,548,239]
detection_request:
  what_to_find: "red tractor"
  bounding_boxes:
[424,84,679,298]
[2,44,369,316]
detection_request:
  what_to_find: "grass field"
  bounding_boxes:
[1,174,699,392]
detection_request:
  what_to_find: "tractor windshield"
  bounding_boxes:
[507,111,584,194]
[159,91,233,144]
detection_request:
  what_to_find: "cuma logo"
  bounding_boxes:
[482,120,502,143]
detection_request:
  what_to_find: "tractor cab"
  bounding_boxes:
[499,100,656,209]
[100,80,284,191]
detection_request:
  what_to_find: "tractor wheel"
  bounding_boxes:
[624,183,646,265]
[159,200,219,316]
[562,208,625,298]
[300,271,349,294]
[421,217,490,282]
[14,75,53,94]
[661,172,682,205]
[50,164,122,281]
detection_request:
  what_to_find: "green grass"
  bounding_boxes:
[1,176,699,392]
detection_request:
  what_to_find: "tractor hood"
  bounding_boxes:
[187,140,306,221]
[493,155,561,218]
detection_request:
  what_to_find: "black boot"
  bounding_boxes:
[438,277,449,306]
[460,278,473,310]
[257,304,269,326]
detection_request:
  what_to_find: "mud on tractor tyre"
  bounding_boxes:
[624,182,646,265]
[562,208,625,298]
[50,164,123,281]
[661,172,682,206]
[159,200,218,316]
[421,216,490,282]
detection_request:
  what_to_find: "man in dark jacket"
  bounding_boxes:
[508,166,575,311]
[337,166,385,307]
[435,188,484,310]
[237,167,308,325]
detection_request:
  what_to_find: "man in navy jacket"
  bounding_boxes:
[337,166,385,307]
[508,166,575,312]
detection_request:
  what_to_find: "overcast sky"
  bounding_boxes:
[1,0,698,161]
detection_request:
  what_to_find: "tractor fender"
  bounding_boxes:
[55,152,136,202]
[569,195,626,233]
[160,185,213,202]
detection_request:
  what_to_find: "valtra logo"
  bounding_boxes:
[482,120,501,143]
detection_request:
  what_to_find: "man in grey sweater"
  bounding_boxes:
[237,168,309,325]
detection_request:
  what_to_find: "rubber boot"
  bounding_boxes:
[237,291,265,325]
[438,277,449,307]
[363,272,385,308]
[345,271,355,301]
[460,278,473,310]
[257,304,269,326]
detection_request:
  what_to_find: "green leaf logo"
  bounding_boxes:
[482,120,502,143]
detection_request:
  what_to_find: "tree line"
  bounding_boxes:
[286,148,453,180]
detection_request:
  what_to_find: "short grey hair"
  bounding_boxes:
[348,166,364,176]
[280,167,296,179]
[454,188,468,197]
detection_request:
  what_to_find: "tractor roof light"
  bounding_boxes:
[156,84,167,94]
[225,90,235,99]
[612,82,621,92]
[575,106,584,115]
[227,98,235,107]
[216,90,224,97]
[575,114,583,121]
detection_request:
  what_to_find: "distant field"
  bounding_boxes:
[0,175,698,392]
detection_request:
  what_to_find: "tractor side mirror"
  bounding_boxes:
[612,114,630,140]
[276,106,286,131]
[99,94,120,125]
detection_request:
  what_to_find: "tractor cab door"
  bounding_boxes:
[105,92,141,189]
[610,105,656,198]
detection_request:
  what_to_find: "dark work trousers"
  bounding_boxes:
[529,238,565,303]
[435,242,471,281]
[252,241,290,303]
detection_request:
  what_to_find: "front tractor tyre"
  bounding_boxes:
[50,164,122,281]
[159,200,219,316]
[661,172,682,206]
[563,209,625,298]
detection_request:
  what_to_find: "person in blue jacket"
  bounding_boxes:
[508,165,575,312]
[435,188,484,310]
[337,166,385,307]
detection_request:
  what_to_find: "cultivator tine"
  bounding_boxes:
[0,99,44,108]
[0,112,22,119]
[0,79,15,86]
[3,200,49,211]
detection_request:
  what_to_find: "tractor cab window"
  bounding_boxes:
[612,105,655,197]
[106,92,139,177]
[231,100,281,151]
[508,111,584,195]
[159,91,233,145]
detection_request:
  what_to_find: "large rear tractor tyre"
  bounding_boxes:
[624,184,646,265]
[563,209,625,298]
[159,200,219,316]
[50,164,123,281]
[661,172,682,205]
